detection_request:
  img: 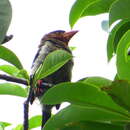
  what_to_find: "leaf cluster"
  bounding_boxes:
[1,0,130,130]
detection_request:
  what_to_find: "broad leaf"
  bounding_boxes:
[0,122,11,128]
[42,82,128,115]
[107,20,130,61]
[35,50,72,81]
[0,65,29,80]
[0,46,23,69]
[0,65,20,76]
[61,121,124,130]
[43,105,130,130]
[109,0,130,26]
[17,69,29,80]
[69,0,99,28]
[29,115,42,129]
[0,0,12,44]
[116,30,130,80]
[103,80,130,111]
[0,83,27,97]
[81,0,116,17]
[81,76,112,88]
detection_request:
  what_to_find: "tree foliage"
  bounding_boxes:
[1,0,130,129]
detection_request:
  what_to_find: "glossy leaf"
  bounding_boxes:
[0,65,20,76]
[42,82,128,115]
[81,76,112,88]
[103,80,130,111]
[17,69,29,80]
[0,46,23,69]
[35,50,72,81]
[109,0,130,26]
[0,122,11,128]
[29,115,42,129]
[69,0,99,28]
[107,20,130,61]
[0,65,29,80]
[116,30,130,80]
[81,0,116,17]
[0,0,12,44]
[44,105,130,130]
[0,83,27,97]
[61,121,124,130]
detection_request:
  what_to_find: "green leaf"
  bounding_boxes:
[42,82,128,115]
[0,125,3,130]
[17,69,29,80]
[103,80,130,111]
[0,122,11,128]
[35,50,72,81]
[69,0,99,28]
[0,0,12,44]
[0,65,29,80]
[116,30,130,80]
[0,83,27,97]
[81,76,112,88]
[29,115,42,129]
[114,74,120,81]
[43,105,130,130]
[81,0,116,17]
[107,20,130,61]
[13,124,23,130]
[0,65,20,76]
[69,46,76,51]
[0,46,23,69]
[61,121,124,130]
[109,0,130,26]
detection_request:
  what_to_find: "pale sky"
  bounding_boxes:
[0,0,116,129]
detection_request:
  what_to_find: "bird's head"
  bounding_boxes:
[39,30,78,47]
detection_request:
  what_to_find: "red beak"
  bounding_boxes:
[63,30,78,43]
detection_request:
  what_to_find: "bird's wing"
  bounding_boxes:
[31,41,57,76]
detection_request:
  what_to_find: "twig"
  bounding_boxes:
[0,74,28,85]
[2,35,13,44]
[23,76,34,130]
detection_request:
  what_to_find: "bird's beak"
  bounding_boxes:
[63,30,78,43]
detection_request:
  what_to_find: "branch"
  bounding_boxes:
[0,74,28,85]
[2,35,13,44]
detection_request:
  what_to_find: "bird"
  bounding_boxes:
[30,30,78,129]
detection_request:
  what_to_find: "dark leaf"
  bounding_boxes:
[0,0,12,44]
[109,0,130,25]
[43,105,129,130]
[42,82,128,115]
[103,80,130,111]
[62,121,124,130]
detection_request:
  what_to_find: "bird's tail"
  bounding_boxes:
[41,105,52,129]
